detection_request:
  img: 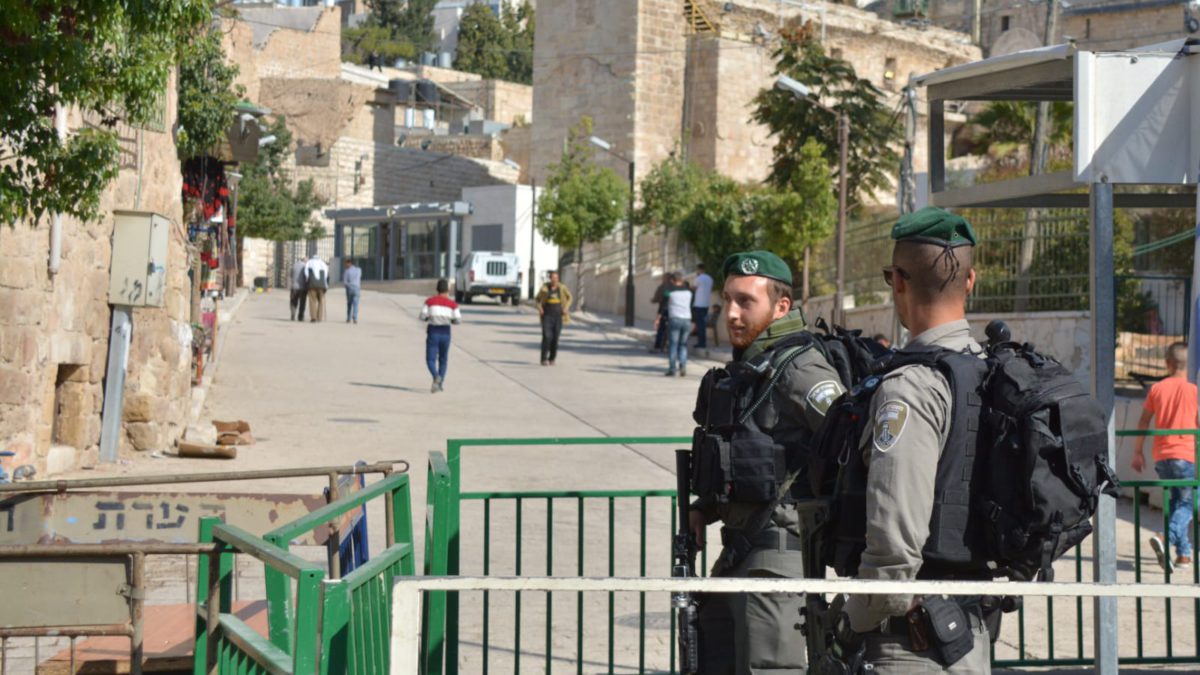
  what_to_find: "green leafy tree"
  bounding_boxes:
[968,101,1072,165]
[536,117,629,307]
[505,2,535,85]
[0,0,212,225]
[392,0,438,54]
[454,4,511,80]
[342,23,416,67]
[678,176,758,278]
[751,21,900,211]
[235,117,323,243]
[753,138,835,273]
[636,152,709,232]
[176,27,243,160]
[455,1,534,84]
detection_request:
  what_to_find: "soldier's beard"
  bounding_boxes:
[727,312,773,350]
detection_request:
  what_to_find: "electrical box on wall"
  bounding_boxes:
[109,210,170,307]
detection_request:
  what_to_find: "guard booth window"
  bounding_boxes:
[398,217,455,279]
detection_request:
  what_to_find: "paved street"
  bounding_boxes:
[30,287,1197,674]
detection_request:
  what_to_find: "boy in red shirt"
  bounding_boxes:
[1133,342,1198,571]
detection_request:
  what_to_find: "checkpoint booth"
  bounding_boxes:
[913,37,1200,673]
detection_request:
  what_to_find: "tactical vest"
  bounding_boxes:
[690,333,817,504]
[817,348,992,578]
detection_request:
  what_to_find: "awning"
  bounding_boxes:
[324,201,472,224]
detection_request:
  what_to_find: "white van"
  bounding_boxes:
[455,251,522,305]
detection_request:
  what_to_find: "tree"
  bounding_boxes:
[391,0,438,54]
[455,1,534,84]
[753,138,835,273]
[505,2,535,85]
[341,23,415,67]
[235,117,323,243]
[636,152,709,232]
[751,21,900,211]
[678,175,758,279]
[0,1,212,225]
[454,4,511,80]
[968,101,1072,166]
[176,27,243,160]
[536,117,629,308]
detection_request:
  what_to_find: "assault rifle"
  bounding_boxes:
[674,449,701,674]
[796,500,867,675]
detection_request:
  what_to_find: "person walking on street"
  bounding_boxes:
[688,250,844,674]
[650,277,671,353]
[840,208,993,674]
[289,257,308,321]
[1133,341,1198,571]
[343,259,362,324]
[419,278,461,393]
[661,271,693,376]
[691,263,714,356]
[304,254,329,322]
[536,270,572,366]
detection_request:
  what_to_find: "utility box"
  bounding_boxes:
[109,210,170,307]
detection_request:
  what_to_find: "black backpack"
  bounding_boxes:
[690,324,891,505]
[811,321,1119,581]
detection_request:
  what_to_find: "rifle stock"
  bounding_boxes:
[674,449,701,674]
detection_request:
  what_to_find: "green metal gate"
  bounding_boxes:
[425,434,1200,673]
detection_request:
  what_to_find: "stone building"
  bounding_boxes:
[221,6,533,288]
[871,0,1200,56]
[531,0,979,319]
[0,75,192,474]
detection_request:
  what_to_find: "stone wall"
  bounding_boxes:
[450,79,534,125]
[531,0,641,183]
[223,6,343,103]
[398,134,502,161]
[0,74,190,474]
[258,77,386,150]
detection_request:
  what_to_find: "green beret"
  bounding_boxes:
[722,250,793,285]
[891,207,977,247]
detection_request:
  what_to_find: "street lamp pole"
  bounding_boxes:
[774,76,850,326]
[588,136,637,327]
[625,161,636,327]
[530,177,537,300]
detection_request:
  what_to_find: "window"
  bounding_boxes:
[884,57,897,83]
[1001,15,1010,31]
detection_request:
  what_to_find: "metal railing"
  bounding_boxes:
[426,433,1200,672]
[393,575,1200,675]
[434,436,690,675]
[196,471,416,675]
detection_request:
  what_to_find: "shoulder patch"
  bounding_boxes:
[873,400,910,453]
[806,380,844,415]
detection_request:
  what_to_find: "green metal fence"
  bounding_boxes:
[196,471,416,675]
[427,433,1200,672]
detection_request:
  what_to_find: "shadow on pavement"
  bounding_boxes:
[348,382,422,393]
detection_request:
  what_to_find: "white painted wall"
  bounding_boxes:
[460,184,558,293]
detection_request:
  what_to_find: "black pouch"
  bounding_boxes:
[919,596,974,667]
[726,427,782,503]
[691,430,730,501]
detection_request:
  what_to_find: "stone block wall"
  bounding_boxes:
[224,6,343,103]
[450,79,535,125]
[532,0,640,183]
[0,74,189,474]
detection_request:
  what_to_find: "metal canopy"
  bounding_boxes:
[915,40,1195,210]
[324,201,471,224]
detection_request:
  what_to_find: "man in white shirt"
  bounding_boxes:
[304,254,330,322]
[691,263,714,355]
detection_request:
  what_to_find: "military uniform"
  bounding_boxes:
[691,252,844,675]
[844,208,991,674]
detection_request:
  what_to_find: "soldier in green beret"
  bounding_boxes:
[834,207,993,673]
[686,250,846,674]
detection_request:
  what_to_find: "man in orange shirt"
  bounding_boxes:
[1133,341,1198,571]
